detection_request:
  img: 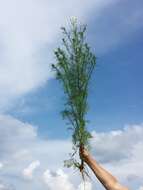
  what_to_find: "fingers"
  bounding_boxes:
[79,145,89,159]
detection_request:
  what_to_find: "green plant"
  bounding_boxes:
[52,18,96,179]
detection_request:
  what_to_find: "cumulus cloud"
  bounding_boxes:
[0,114,72,189]
[0,180,15,190]
[0,114,143,189]
[23,160,40,180]
[91,123,143,163]
[43,169,92,190]
[0,0,118,112]
[43,169,74,190]
[90,124,143,189]
[0,184,11,190]
[0,114,37,160]
[77,181,92,190]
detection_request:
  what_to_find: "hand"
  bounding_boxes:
[79,145,90,161]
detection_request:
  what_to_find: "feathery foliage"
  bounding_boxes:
[52,18,96,177]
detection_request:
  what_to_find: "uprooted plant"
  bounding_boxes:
[52,18,96,180]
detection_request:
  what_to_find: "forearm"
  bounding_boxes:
[84,155,128,190]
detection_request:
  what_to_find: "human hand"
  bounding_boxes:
[79,145,90,161]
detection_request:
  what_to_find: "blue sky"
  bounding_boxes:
[0,0,143,190]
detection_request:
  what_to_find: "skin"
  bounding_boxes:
[80,147,129,190]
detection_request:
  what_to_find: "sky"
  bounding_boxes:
[0,0,143,189]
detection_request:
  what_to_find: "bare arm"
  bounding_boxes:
[80,148,129,190]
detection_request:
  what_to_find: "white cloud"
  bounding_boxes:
[43,169,92,190]
[0,180,15,190]
[0,184,6,190]
[139,186,143,190]
[23,160,40,180]
[77,181,92,190]
[91,123,143,163]
[0,0,117,112]
[0,163,3,170]
[0,114,143,189]
[0,114,37,160]
[91,124,143,189]
[43,169,74,190]
[0,114,72,190]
